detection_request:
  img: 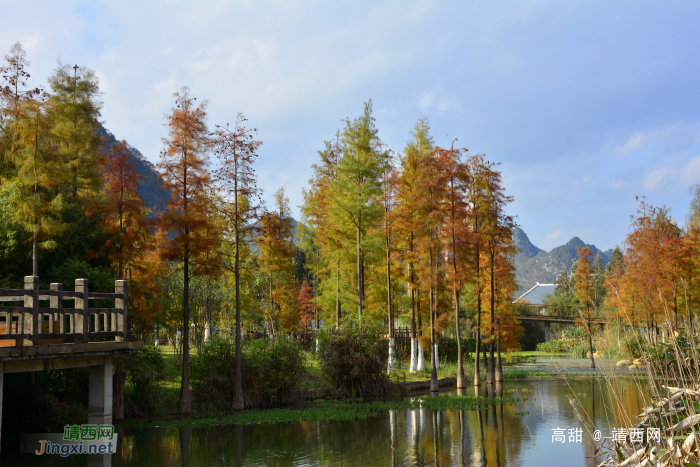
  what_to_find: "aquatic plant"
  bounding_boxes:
[120,394,528,430]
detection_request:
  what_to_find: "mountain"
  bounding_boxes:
[97,125,171,213]
[513,227,611,297]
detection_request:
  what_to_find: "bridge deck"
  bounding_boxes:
[516,314,607,325]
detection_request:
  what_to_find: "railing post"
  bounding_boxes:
[115,280,127,342]
[24,276,39,346]
[50,283,63,335]
[75,279,89,344]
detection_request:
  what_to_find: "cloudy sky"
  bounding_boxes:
[2,1,698,252]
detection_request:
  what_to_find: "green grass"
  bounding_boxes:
[120,394,529,430]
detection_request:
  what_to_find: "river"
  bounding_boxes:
[3,358,651,466]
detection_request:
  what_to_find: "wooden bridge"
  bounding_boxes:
[0,276,142,464]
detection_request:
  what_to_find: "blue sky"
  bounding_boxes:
[2,1,698,252]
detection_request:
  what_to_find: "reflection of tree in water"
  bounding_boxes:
[117,380,648,467]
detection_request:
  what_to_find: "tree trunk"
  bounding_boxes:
[357,218,363,318]
[588,305,595,369]
[410,283,417,373]
[417,290,425,371]
[495,334,503,382]
[233,226,244,410]
[335,260,341,326]
[487,250,495,384]
[179,245,192,414]
[32,230,38,277]
[455,290,465,388]
[474,242,482,386]
[429,287,439,392]
[387,235,394,375]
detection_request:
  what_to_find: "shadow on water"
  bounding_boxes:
[2,378,648,467]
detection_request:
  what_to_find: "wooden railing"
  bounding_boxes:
[0,276,127,346]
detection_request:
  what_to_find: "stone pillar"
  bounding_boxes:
[50,283,64,335]
[23,276,39,346]
[544,321,551,342]
[115,280,127,342]
[75,279,88,344]
[88,358,114,467]
[89,356,113,426]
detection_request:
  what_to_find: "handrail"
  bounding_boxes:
[0,277,129,347]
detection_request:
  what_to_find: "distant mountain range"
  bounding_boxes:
[512,227,613,297]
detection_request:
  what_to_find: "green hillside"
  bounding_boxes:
[97,125,170,213]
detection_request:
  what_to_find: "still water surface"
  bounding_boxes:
[3,375,649,467]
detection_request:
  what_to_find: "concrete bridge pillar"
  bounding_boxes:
[544,321,551,342]
[89,356,113,426]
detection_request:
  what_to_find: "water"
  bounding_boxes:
[3,375,649,467]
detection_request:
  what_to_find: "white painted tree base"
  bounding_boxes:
[417,342,425,371]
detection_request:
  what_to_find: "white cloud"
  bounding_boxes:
[417,90,435,111]
[616,131,647,154]
[681,154,700,187]
[616,122,700,156]
[642,166,676,190]
[545,230,561,240]
[609,179,627,189]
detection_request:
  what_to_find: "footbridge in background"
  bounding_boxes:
[513,303,607,341]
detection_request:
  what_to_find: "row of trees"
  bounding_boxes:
[543,189,700,361]
[301,109,520,389]
[1,43,523,415]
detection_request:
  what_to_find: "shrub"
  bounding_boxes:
[536,339,573,353]
[437,337,476,364]
[191,335,306,409]
[317,316,398,398]
[242,338,306,408]
[621,333,648,360]
[124,344,166,417]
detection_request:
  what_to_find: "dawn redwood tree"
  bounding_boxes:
[573,246,596,368]
[158,87,219,414]
[256,187,296,335]
[298,280,314,326]
[5,94,66,276]
[395,117,434,373]
[414,149,446,392]
[464,154,490,386]
[437,142,470,388]
[1,42,41,143]
[301,134,347,325]
[48,63,102,200]
[95,139,156,420]
[212,112,262,411]
[1,44,65,276]
[480,161,515,383]
[96,140,151,278]
[331,100,387,317]
[380,153,397,374]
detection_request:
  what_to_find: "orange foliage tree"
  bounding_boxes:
[573,246,597,368]
[158,87,220,415]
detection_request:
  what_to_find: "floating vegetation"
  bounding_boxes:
[120,395,528,430]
